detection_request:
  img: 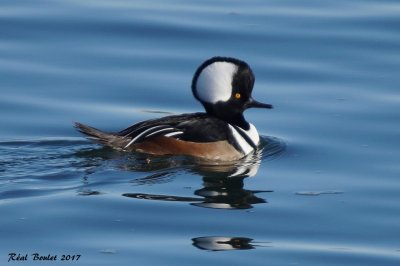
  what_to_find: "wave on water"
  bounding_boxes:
[0,135,285,205]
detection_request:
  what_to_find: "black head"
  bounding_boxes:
[191,56,272,130]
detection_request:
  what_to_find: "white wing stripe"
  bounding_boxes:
[145,128,176,138]
[124,125,165,148]
[164,131,183,137]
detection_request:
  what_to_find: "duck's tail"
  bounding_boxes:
[74,122,128,150]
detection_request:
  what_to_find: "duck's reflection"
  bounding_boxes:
[192,236,256,251]
[194,175,271,209]
[192,236,272,251]
[123,175,271,209]
[122,149,273,209]
[76,137,285,209]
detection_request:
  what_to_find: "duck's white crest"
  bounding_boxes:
[196,62,238,104]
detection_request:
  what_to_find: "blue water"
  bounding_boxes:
[1,0,400,265]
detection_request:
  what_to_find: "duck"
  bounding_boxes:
[75,56,272,161]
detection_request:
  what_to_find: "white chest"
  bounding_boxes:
[228,123,260,155]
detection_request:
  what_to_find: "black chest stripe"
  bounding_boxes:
[232,125,258,150]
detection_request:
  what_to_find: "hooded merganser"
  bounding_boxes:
[75,56,273,161]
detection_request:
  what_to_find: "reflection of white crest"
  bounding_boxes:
[192,202,234,209]
[195,62,238,104]
[194,237,236,251]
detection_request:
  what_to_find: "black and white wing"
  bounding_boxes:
[121,124,184,149]
[118,113,230,149]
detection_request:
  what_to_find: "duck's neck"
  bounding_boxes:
[225,113,250,131]
[203,103,250,130]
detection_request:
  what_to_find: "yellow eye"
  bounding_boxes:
[234,93,241,99]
